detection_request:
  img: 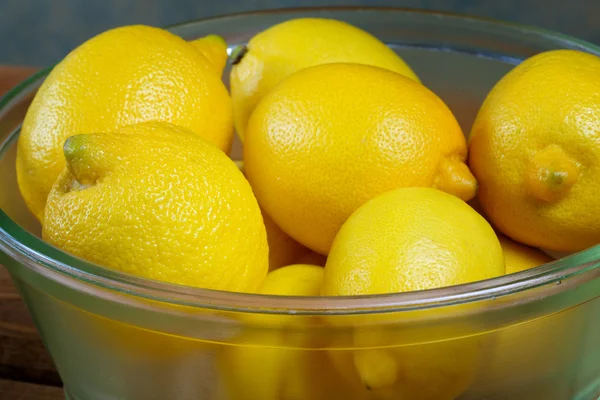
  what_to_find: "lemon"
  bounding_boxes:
[328,338,481,400]
[235,160,314,271]
[469,49,600,252]
[469,199,553,272]
[218,264,360,400]
[230,17,419,139]
[322,186,504,295]
[469,200,553,272]
[189,34,228,73]
[220,344,359,400]
[260,263,324,297]
[42,121,267,292]
[244,63,477,255]
[17,25,232,221]
[486,237,579,399]
[321,187,503,399]
[262,210,317,271]
[500,234,553,274]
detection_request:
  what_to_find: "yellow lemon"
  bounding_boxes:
[220,344,361,400]
[262,211,329,270]
[322,186,504,295]
[264,210,329,271]
[42,121,267,292]
[321,187,503,399]
[235,160,314,271]
[469,200,553,273]
[189,34,228,73]
[500,234,553,274]
[17,25,232,221]
[327,338,481,400]
[245,63,477,255]
[230,17,419,139]
[218,264,361,400]
[469,49,600,252]
[261,210,320,271]
[486,237,581,399]
[260,263,324,297]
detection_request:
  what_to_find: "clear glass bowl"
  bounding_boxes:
[1,7,600,400]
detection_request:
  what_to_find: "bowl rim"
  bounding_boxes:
[1,6,600,315]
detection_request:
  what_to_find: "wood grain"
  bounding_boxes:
[0,67,37,98]
[0,379,63,400]
[0,265,61,387]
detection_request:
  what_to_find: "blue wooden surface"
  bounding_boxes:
[0,0,597,66]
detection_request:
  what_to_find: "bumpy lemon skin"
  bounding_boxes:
[43,121,267,293]
[230,17,420,140]
[469,49,600,252]
[17,25,233,221]
[244,63,476,255]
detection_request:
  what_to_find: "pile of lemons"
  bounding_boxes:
[15,17,600,399]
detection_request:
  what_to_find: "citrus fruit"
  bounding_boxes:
[260,263,324,297]
[469,49,600,252]
[261,210,317,271]
[244,63,477,255]
[42,121,267,292]
[500,234,553,274]
[322,186,504,295]
[486,237,577,399]
[234,160,314,271]
[17,25,232,221]
[321,187,503,399]
[189,34,228,73]
[230,17,419,139]
[218,264,361,400]
[327,338,480,400]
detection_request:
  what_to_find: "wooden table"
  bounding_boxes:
[0,66,63,399]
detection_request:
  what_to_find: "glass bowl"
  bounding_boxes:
[1,7,600,400]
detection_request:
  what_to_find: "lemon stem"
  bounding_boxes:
[231,45,248,65]
[63,135,103,186]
